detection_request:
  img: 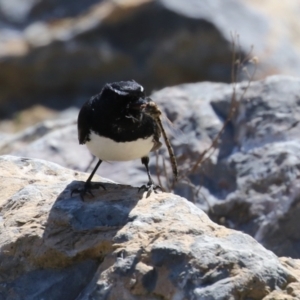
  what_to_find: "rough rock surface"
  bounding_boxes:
[1,155,300,300]
[5,75,300,261]
[0,108,77,155]
[1,0,300,116]
[207,75,300,259]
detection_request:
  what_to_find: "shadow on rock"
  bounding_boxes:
[22,180,143,300]
[43,180,143,261]
[0,156,145,300]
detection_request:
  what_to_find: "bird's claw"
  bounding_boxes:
[71,182,106,201]
[138,182,162,198]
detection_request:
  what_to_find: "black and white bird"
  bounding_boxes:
[73,80,162,199]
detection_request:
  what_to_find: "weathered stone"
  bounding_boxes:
[0,155,299,299]
[207,76,300,259]
[0,108,77,155]
[4,75,300,261]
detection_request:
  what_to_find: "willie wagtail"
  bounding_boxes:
[73,80,163,199]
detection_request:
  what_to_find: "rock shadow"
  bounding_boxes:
[35,180,143,299]
[43,180,143,255]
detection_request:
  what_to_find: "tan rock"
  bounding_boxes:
[0,155,300,299]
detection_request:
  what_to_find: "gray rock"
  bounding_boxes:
[7,75,300,260]
[0,155,299,299]
[0,107,78,155]
[207,76,300,258]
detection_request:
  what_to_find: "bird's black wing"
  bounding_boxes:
[77,99,93,144]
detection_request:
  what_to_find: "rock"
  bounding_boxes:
[1,0,300,117]
[0,155,300,299]
[0,104,57,133]
[0,107,78,155]
[148,75,300,260]
[207,75,300,259]
[7,74,300,260]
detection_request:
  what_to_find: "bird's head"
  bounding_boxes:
[102,80,149,121]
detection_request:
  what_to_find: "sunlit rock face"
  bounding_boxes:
[0,155,300,299]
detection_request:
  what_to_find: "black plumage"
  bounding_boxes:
[73,80,162,199]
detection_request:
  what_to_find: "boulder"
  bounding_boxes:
[0,107,78,154]
[208,75,300,259]
[6,75,300,260]
[0,155,300,299]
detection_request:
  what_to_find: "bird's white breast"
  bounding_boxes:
[86,131,154,161]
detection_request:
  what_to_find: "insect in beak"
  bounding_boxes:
[128,98,148,111]
[125,98,148,122]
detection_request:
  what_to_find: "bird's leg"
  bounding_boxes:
[138,156,162,197]
[84,159,105,192]
[71,159,106,200]
[143,156,154,185]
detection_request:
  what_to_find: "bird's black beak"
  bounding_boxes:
[128,98,148,110]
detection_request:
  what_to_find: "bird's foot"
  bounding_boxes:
[71,182,106,201]
[138,182,162,198]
